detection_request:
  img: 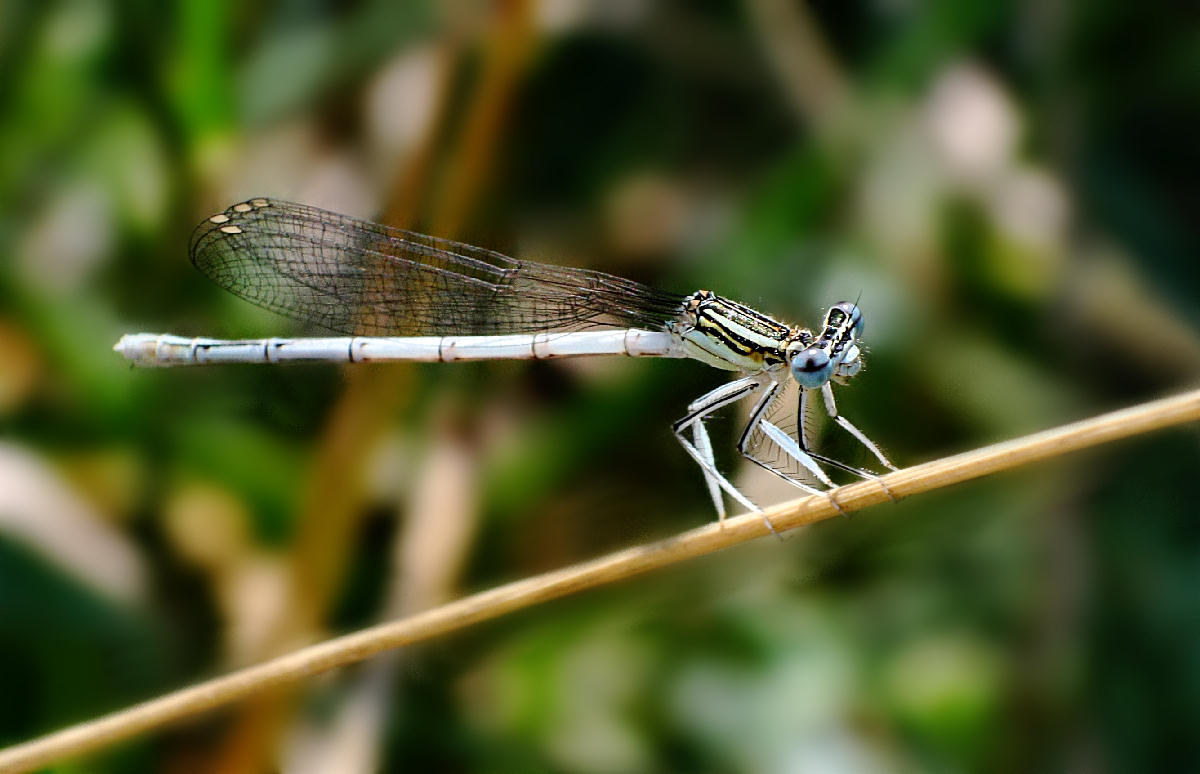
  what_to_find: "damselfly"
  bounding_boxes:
[115,198,897,526]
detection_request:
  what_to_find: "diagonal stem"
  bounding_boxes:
[2,387,1199,774]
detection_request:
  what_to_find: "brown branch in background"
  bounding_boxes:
[425,1,534,239]
[294,9,538,763]
[206,6,538,772]
[745,0,851,128]
[2,388,1198,774]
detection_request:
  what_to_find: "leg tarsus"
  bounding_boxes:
[825,488,849,517]
[821,383,898,472]
[761,512,783,540]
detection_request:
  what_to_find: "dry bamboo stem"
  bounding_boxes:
[2,387,1198,774]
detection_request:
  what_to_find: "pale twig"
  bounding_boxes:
[2,388,1199,774]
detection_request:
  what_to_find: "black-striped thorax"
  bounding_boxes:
[675,290,798,373]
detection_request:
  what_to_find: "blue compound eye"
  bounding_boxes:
[829,302,864,337]
[790,347,833,389]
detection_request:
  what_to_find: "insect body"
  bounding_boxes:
[114,198,897,527]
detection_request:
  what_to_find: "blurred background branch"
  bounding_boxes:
[206,4,537,773]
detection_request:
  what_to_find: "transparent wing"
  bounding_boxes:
[190,198,686,336]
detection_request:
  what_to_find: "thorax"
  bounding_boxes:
[674,290,797,374]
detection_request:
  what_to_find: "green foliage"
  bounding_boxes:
[0,0,1197,771]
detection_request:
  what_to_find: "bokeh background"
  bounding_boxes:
[2,1,1200,771]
